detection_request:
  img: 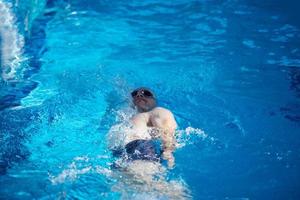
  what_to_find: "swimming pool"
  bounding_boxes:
[1,0,300,199]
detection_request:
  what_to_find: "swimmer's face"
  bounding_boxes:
[131,88,156,112]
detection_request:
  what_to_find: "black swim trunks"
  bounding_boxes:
[125,139,162,162]
[112,139,162,162]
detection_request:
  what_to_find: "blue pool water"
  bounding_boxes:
[1,0,300,199]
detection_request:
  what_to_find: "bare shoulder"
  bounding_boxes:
[131,112,150,124]
[150,107,177,129]
[151,107,174,116]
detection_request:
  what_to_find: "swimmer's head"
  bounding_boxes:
[131,87,156,112]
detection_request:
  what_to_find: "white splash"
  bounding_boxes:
[176,126,208,148]
[184,126,207,136]
[111,160,191,200]
[49,155,113,185]
[49,156,191,199]
[0,0,25,80]
[49,161,92,184]
[106,107,139,150]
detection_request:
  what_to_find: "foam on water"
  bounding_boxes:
[0,0,25,80]
[106,107,136,149]
[50,162,93,184]
[48,154,191,199]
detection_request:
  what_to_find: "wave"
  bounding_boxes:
[49,155,191,200]
[0,0,25,80]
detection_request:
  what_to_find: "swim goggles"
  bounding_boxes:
[131,88,154,98]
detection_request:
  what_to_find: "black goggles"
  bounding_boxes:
[131,89,154,98]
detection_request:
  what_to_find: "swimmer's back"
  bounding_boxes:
[116,107,177,150]
[149,107,177,132]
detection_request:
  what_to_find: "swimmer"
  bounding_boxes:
[108,87,177,168]
[128,87,177,168]
[107,87,190,199]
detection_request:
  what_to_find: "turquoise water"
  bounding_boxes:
[1,0,300,199]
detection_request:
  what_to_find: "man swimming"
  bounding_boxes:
[108,87,177,168]
[128,87,177,168]
[107,88,190,199]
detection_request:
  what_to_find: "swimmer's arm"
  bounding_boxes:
[161,126,176,169]
[150,108,177,168]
